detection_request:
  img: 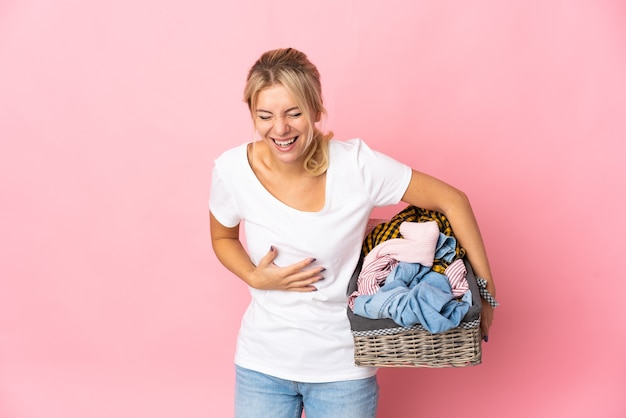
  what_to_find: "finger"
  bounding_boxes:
[481,322,489,342]
[282,267,325,288]
[283,257,318,275]
[289,285,318,292]
[480,304,493,342]
[291,274,324,292]
[280,267,325,291]
[291,274,324,288]
[258,245,278,267]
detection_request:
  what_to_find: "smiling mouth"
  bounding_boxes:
[272,137,298,147]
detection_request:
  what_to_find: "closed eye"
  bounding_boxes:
[255,108,302,121]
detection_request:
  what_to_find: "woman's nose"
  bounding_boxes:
[273,117,290,135]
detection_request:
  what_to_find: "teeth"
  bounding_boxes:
[274,137,297,147]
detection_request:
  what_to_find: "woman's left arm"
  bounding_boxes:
[401,170,496,337]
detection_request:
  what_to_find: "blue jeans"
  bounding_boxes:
[235,365,379,418]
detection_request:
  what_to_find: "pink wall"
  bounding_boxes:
[1,1,625,417]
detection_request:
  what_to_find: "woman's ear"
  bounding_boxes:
[315,112,322,122]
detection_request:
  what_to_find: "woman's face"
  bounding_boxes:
[254,84,312,166]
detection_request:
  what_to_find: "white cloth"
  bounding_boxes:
[209,138,412,382]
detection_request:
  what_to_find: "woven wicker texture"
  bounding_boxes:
[353,324,482,368]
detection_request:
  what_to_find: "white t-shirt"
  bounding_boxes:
[209,138,412,382]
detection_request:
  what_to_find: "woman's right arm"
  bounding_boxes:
[210,212,256,283]
[210,212,324,291]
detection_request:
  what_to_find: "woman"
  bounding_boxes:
[209,47,496,418]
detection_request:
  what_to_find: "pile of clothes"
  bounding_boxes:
[347,206,474,334]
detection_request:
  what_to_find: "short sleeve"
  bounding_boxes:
[209,164,241,228]
[351,139,412,206]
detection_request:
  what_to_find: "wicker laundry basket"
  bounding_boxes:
[347,215,483,368]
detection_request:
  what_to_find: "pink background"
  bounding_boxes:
[1,1,625,417]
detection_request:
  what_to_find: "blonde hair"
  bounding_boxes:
[244,48,332,175]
